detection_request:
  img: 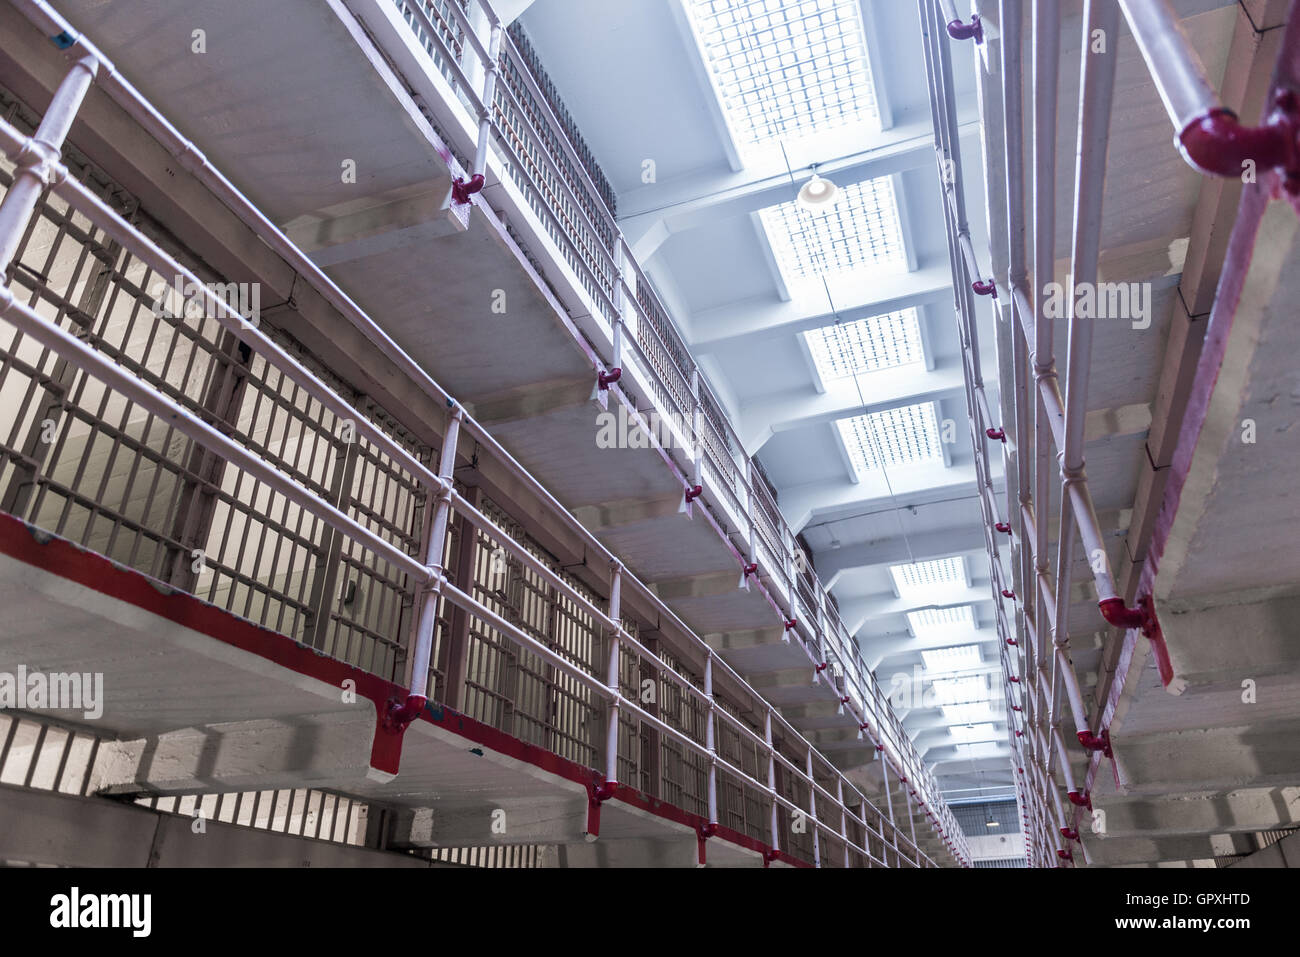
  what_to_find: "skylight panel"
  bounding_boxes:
[687,0,880,154]
[906,604,975,638]
[889,556,966,603]
[949,722,996,743]
[930,675,986,706]
[836,401,943,479]
[760,176,907,282]
[805,308,924,383]
[942,703,998,724]
[920,643,983,673]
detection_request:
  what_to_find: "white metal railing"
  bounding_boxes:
[929,0,1293,867]
[0,1,965,865]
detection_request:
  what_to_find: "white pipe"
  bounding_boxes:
[605,562,623,786]
[1116,0,1219,132]
[0,55,96,271]
[407,408,462,695]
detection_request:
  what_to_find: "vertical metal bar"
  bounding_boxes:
[765,709,779,857]
[704,651,718,828]
[806,749,820,867]
[0,55,98,271]
[604,560,622,788]
[406,408,461,697]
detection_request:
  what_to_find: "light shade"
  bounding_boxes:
[797,173,840,211]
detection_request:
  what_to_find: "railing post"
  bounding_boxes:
[689,369,703,491]
[837,778,849,868]
[806,749,820,867]
[404,406,462,704]
[880,746,898,863]
[704,651,718,833]
[0,55,97,271]
[474,20,503,180]
[604,559,623,792]
[765,709,779,860]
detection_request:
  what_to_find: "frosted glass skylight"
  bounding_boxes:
[760,176,907,282]
[949,722,996,743]
[836,401,943,479]
[920,644,983,673]
[930,675,986,706]
[686,0,880,154]
[889,557,966,603]
[943,703,999,724]
[805,308,924,383]
[906,604,975,638]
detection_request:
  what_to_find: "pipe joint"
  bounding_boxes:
[971,278,998,297]
[1067,790,1092,811]
[1177,92,1300,191]
[451,173,486,205]
[382,693,428,735]
[986,427,1007,442]
[597,367,622,390]
[684,484,703,504]
[995,522,1012,535]
[1098,595,1159,639]
[946,15,984,44]
[1077,728,1113,758]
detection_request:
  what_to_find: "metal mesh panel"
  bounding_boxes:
[760,175,906,281]
[687,0,879,150]
[0,100,431,682]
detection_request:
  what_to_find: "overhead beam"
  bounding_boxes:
[741,363,967,455]
[692,264,953,353]
[783,466,986,532]
[816,528,991,587]
[619,119,982,260]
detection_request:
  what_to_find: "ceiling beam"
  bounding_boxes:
[816,528,990,587]
[741,362,967,455]
[783,466,988,532]
[692,263,953,352]
[619,119,982,260]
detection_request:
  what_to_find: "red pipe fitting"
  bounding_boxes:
[971,278,997,297]
[1009,676,1021,683]
[451,172,485,205]
[875,743,884,751]
[1011,705,1022,712]
[1056,848,1074,863]
[1060,827,1080,842]
[946,14,983,43]
[840,696,851,705]
[597,367,622,390]
[1077,728,1113,759]
[1177,92,1300,190]
[986,427,1007,442]
[742,562,758,577]
[1001,589,1016,599]
[815,662,829,673]
[698,822,718,840]
[1007,638,1018,646]
[382,693,427,734]
[995,522,1012,534]
[784,617,797,631]
[1067,790,1092,811]
[684,484,703,504]
[591,781,617,803]
[1015,730,1024,737]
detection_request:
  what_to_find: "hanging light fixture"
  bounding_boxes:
[797,163,840,212]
